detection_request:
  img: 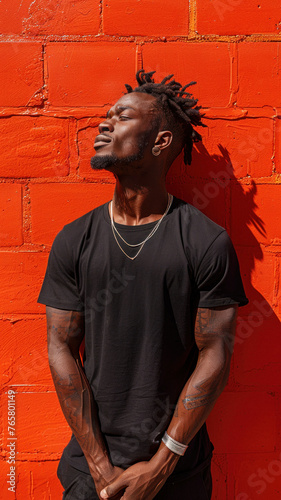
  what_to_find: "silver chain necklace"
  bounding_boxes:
[110,194,173,260]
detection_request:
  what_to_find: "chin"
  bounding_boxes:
[90,153,118,171]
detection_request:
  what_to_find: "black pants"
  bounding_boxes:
[57,455,212,500]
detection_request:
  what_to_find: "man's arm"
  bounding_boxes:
[46,306,124,498]
[100,305,237,499]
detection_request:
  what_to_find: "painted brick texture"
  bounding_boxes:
[0,42,43,107]
[197,0,281,35]
[0,1,280,499]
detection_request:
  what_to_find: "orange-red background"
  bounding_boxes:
[0,1,281,498]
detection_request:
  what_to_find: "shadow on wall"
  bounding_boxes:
[166,141,281,497]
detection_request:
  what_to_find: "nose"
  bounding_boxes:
[98,119,114,134]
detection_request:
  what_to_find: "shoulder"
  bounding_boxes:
[63,203,106,236]
[50,202,107,261]
[171,196,233,271]
[54,203,106,243]
[172,196,226,242]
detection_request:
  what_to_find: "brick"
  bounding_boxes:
[237,43,281,107]
[0,0,100,37]
[230,183,281,246]
[273,115,281,174]
[207,391,276,453]
[23,0,100,35]
[47,43,136,107]
[197,0,281,35]
[78,119,115,182]
[30,183,115,245]
[0,252,48,314]
[277,256,281,317]
[142,43,231,108]
[0,185,22,246]
[0,317,51,387]
[0,117,69,178]
[0,0,30,34]
[13,461,62,500]
[2,392,71,456]
[167,167,229,229]
[0,459,16,499]
[229,452,281,499]
[190,117,273,179]
[0,43,43,107]
[234,313,281,388]
[235,250,276,307]
[103,0,188,36]
[211,454,228,500]
[0,458,62,499]
[166,147,230,229]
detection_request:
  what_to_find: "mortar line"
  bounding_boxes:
[99,0,104,35]
[22,183,31,245]
[189,0,197,37]
[136,45,143,72]
[228,42,239,107]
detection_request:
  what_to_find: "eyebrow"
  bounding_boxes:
[106,105,136,118]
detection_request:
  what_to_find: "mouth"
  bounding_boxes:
[94,134,112,150]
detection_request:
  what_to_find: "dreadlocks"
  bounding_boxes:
[124,69,205,165]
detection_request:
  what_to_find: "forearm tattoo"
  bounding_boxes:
[182,388,218,411]
[47,308,106,457]
[182,306,237,412]
[194,307,237,352]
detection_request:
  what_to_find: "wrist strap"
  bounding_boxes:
[162,431,188,456]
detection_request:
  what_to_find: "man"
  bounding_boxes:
[38,70,248,499]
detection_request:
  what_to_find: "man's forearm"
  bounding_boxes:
[46,306,112,480]
[163,343,229,448]
[48,343,111,475]
[155,306,237,463]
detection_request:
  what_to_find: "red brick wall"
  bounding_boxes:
[1,1,280,498]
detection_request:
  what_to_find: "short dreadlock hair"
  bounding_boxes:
[124,69,205,165]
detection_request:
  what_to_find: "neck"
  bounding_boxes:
[112,174,169,226]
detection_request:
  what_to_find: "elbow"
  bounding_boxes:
[199,348,231,396]
[47,339,68,368]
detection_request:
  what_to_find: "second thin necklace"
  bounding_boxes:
[110,194,173,260]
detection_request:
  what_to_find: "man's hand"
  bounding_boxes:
[100,446,179,500]
[91,463,125,500]
[100,461,164,499]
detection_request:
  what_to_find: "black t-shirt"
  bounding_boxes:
[38,197,248,477]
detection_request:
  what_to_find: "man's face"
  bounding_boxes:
[91,92,161,173]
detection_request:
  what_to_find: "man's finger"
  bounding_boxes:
[100,476,127,499]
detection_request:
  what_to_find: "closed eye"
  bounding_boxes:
[119,115,130,120]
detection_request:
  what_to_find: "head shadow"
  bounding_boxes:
[166,140,281,390]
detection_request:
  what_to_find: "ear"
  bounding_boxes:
[154,130,173,151]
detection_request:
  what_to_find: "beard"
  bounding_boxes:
[90,153,119,171]
[90,152,145,171]
[90,133,151,172]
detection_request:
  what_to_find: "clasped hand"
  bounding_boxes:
[99,460,169,500]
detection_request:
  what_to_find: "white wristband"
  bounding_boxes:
[162,431,188,456]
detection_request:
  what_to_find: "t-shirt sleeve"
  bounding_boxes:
[195,230,248,308]
[38,228,84,311]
